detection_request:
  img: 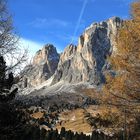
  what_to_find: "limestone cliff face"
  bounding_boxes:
[22,44,59,87]
[21,17,123,88]
[51,17,123,85]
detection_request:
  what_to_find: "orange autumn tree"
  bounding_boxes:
[103,0,140,108]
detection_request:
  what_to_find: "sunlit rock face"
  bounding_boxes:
[20,17,123,88]
[22,44,60,87]
[51,17,123,85]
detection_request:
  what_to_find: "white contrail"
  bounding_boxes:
[71,0,88,44]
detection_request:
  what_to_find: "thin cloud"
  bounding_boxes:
[19,38,62,56]
[57,34,78,44]
[4,38,42,71]
[29,18,71,29]
[71,0,89,44]
[19,38,43,59]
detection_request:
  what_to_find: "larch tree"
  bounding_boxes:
[102,1,140,138]
[103,0,140,107]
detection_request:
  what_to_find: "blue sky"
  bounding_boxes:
[8,0,133,55]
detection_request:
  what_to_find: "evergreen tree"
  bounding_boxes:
[0,56,17,102]
[60,127,66,138]
[40,128,47,140]
[45,131,52,140]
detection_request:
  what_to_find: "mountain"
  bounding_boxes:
[51,17,123,85]
[15,15,140,139]
[21,17,123,89]
[21,44,60,88]
[18,17,123,133]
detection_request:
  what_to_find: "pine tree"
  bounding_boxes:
[40,128,47,140]
[0,56,17,102]
[60,127,66,138]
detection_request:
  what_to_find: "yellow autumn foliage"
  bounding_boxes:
[103,0,140,106]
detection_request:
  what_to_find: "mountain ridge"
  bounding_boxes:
[51,16,123,85]
[21,17,123,90]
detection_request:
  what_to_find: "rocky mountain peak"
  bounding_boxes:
[21,17,123,88]
[51,17,123,85]
[33,44,59,65]
[21,44,60,88]
[59,44,77,64]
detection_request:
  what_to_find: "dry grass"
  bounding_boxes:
[55,105,125,134]
[31,112,44,119]
[56,108,92,134]
[81,88,103,101]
